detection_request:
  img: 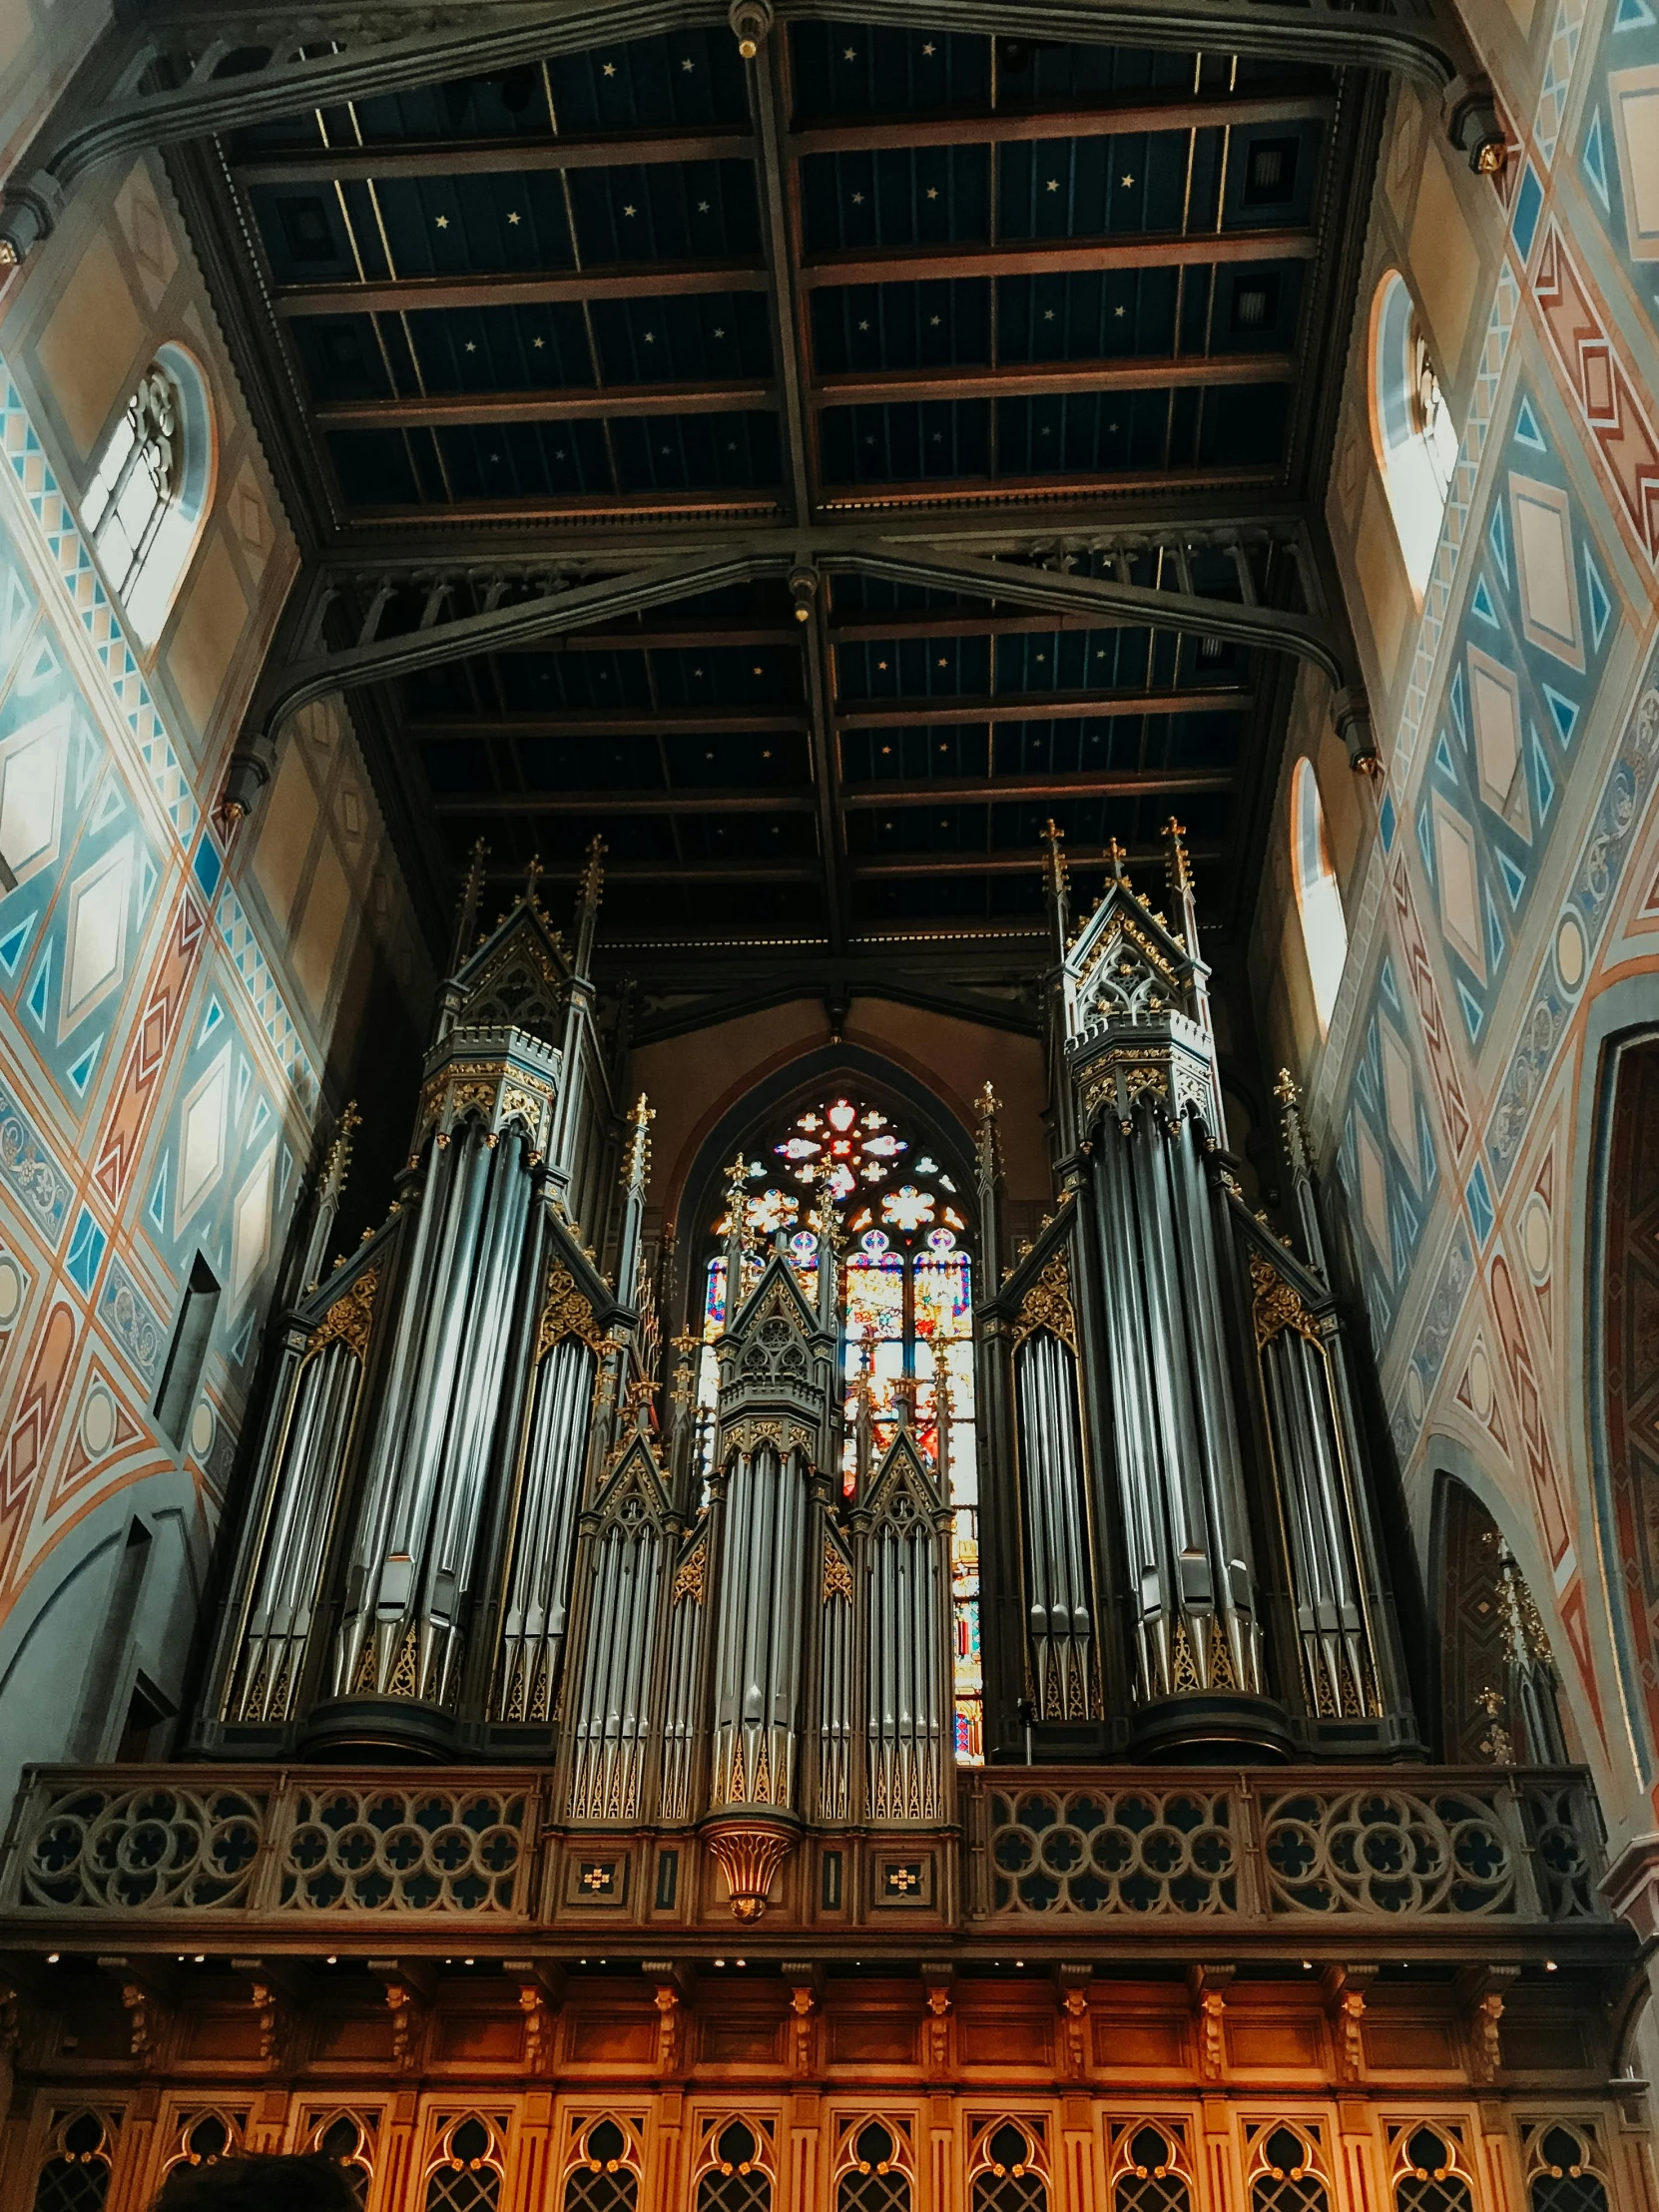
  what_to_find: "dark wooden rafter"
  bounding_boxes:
[308,355,1295,432]
[0,0,1502,261]
[228,87,1334,185]
[231,530,1365,801]
[427,764,1237,813]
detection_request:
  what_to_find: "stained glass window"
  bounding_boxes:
[699,1094,982,1762]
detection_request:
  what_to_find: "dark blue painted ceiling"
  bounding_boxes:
[220,15,1368,950]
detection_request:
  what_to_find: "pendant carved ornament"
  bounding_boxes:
[538,1263,603,1358]
[671,1538,707,1606]
[1249,1250,1324,1349]
[721,1414,817,1462]
[308,1270,378,1361]
[1012,1249,1078,1354]
[822,1541,853,1603]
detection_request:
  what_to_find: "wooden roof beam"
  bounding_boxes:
[406,711,811,739]
[836,689,1251,729]
[313,383,775,429]
[274,264,770,317]
[433,787,818,814]
[801,230,1316,289]
[234,129,758,184]
[314,354,1294,430]
[852,843,1222,877]
[790,90,1335,155]
[814,356,1296,405]
[842,769,1237,805]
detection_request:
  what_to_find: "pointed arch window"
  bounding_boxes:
[1291,759,1348,1034]
[1372,271,1458,598]
[697,1092,982,1761]
[82,344,215,647]
[31,2112,114,2212]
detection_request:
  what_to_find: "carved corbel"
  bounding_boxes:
[1186,1963,1234,2083]
[369,1958,434,2074]
[1319,1964,1377,2084]
[644,1959,696,2074]
[231,1958,307,2073]
[920,1961,953,2075]
[783,1961,822,2078]
[503,1958,565,2074]
[1054,1963,1092,2080]
[97,1956,173,2070]
[1455,1964,1518,2085]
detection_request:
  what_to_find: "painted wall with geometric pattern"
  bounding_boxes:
[1255,0,1659,1842]
[0,147,428,1795]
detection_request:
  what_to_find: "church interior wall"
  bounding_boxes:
[1246,0,1659,1857]
[0,149,429,1802]
[0,1,1656,2201]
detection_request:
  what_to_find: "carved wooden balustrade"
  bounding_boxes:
[0,1764,1613,1959]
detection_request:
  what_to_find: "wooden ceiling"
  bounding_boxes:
[163,7,1387,1003]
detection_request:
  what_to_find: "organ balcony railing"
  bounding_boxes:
[0,1763,1612,1955]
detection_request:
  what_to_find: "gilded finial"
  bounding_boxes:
[523,851,545,909]
[1040,817,1069,894]
[976,1080,1001,1121]
[624,1092,655,1191]
[578,833,607,912]
[1274,1067,1301,1106]
[450,837,489,967]
[1105,835,1131,885]
[1163,815,1193,892]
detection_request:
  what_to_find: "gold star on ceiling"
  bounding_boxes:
[506,211,520,225]
[1046,179,1059,192]
[434,214,449,228]
[602,60,616,74]
[623,204,637,217]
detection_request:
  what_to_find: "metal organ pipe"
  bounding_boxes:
[230,1339,361,1721]
[1260,1322,1376,1717]
[493,1336,595,1722]
[1014,1329,1093,1719]
[334,1119,536,1702]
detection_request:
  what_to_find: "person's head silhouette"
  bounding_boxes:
[149,2156,359,2210]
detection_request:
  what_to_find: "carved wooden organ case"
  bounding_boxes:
[195,857,957,1887]
[974,829,1417,1764]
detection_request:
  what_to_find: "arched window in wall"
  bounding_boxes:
[1526,2127,1610,2212]
[306,2113,374,2207]
[696,1092,983,1762]
[1250,2130,1330,2212]
[564,2118,640,2212]
[836,2121,911,2212]
[423,2115,504,2212]
[31,2111,114,2212]
[1291,758,1349,1034]
[82,343,215,646]
[1113,2126,1192,2212]
[970,2123,1048,2212]
[697,2122,773,2212]
[1392,2127,1475,2212]
[1372,271,1459,597]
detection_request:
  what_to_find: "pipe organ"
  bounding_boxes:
[202,822,1418,1801]
[6,829,1620,2212]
